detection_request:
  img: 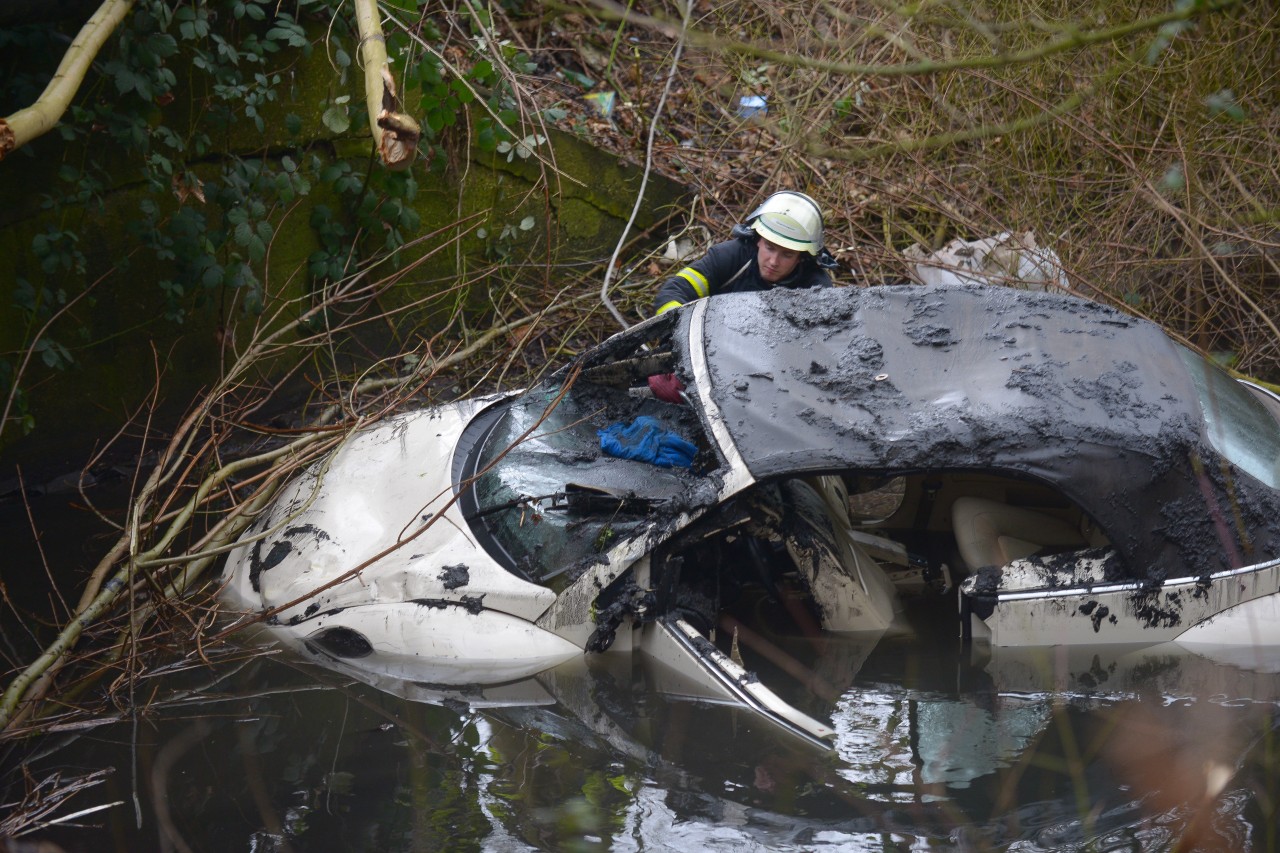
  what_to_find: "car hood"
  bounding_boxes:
[221,398,558,625]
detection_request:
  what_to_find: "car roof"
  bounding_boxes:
[692,284,1280,580]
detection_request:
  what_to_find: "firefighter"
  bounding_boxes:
[652,190,836,317]
[648,191,837,402]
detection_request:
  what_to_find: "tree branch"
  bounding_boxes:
[570,0,1244,79]
[0,0,134,160]
[353,0,419,171]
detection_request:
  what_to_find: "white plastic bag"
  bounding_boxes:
[904,231,1070,292]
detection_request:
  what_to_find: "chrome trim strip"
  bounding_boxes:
[662,617,835,749]
[990,556,1280,603]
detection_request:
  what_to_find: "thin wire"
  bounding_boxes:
[599,0,694,330]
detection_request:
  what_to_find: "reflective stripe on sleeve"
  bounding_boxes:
[676,267,709,298]
[655,300,683,316]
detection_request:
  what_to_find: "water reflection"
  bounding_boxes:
[5,611,1280,851]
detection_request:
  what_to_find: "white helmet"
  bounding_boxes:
[746,191,824,256]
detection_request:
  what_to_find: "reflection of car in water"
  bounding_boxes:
[221,283,1280,746]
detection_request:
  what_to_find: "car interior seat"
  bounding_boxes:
[951,495,1101,572]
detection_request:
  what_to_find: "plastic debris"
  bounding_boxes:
[737,95,767,119]
[583,91,617,119]
[904,231,1071,292]
[647,373,685,404]
[658,225,710,266]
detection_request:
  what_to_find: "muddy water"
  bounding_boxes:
[2,490,1280,851]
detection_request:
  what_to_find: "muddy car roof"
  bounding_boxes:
[693,284,1280,581]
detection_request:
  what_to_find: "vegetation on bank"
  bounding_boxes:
[0,0,1277,839]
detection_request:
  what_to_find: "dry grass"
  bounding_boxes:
[527,0,1280,376]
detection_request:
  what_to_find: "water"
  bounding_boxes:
[2,490,1279,851]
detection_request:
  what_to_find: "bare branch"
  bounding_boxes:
[570,0,1244,79]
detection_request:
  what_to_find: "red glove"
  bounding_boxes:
[647,373,686,404]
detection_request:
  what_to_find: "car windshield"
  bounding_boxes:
[455,318,716,586]
[1178,347,1280,489]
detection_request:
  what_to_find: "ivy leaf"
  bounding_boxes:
[323,105,350,133]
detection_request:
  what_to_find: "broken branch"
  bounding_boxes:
[354,0,419,171]
[0,0,135,161]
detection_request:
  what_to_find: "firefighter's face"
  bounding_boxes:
[757,237,803,283]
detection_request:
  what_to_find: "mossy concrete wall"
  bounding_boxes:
[1,109,688,475]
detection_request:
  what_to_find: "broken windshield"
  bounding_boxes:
[455,319,713,587]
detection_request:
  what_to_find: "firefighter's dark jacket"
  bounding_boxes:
[653,235,832,315]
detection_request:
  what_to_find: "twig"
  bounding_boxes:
[600,0,693,329]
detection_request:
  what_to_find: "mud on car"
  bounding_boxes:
[222,284,1280,746]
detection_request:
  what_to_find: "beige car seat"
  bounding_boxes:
[951,496,1100,571]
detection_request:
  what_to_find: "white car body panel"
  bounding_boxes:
[965,557,1280,646]
[294,602,580,684]
[219,285,1280,751]
[222,399,557,626]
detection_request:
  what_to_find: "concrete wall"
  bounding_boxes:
[1,91,688,472]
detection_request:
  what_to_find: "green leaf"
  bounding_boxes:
[323,106,350,133]
[1204,89,1246,121]
[426,107,446,134]
[453,82,474,105]
[35,339,73,370]
[145,33,179,58]
[1158,163,1185,194]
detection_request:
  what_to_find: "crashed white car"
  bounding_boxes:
[222,284,1280,745]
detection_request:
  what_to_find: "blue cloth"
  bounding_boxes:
[598,416,697,469]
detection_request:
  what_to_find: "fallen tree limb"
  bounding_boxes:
[0,272,616,734]
[354,0,419,171]
[0,0,135,160]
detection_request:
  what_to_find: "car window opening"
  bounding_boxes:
[1178,347,1280,490]
[617,468,1121,662]
[458,325,718,588]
